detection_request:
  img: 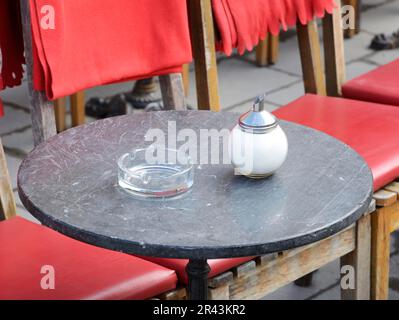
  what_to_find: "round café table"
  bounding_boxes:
[18,111,373,300]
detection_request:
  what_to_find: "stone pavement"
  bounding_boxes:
[1,0,399,299]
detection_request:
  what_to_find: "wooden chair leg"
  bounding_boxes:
[20,0,57,146]
[256,34,279,67]
[70,91,85,127]
[296,20,327,96]
[371,207,391,300]
[0,139,17,221]
[188,0,221,111]
[159,73,186,110]
[341,214,371,300]
[268,35,279,65]
[182,64,190,97]
[256,37,269,67]
[54,98,67,132]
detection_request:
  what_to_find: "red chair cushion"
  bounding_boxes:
[343,59,399,107]
[0,217,177,300]
[143,257,254,284]
[273,94,399,191]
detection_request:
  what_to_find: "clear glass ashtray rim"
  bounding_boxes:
[117,147,194,182]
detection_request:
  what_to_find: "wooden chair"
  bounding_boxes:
[276,0,399,300]
[20,0,186,146]
[0,135,179,299]
[156,0,375,301]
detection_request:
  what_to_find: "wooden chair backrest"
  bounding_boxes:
[0,139,17,221]
[187,0,221,112]
[187,0,345,112]
[296,0,346,97]
[19,0,187,147]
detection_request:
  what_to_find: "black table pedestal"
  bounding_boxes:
[186,259,211,300]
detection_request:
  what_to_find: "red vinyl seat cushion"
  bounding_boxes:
[0,217,177,300]
[343,59,399,107]
[273,94,399,191]
[143,257,254,284]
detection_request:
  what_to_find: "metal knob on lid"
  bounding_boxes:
[238,94,278,134]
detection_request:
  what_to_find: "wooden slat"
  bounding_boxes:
[208,285,229,300]
[297,20,327,95]
[208,271,234,288]
[188,0,221,111]
[54,98,67,132]
[323,0,346,97]
[229,227,356,300]
[340,214,371,300]
[256,37,269,67]
[20,0,57,146]
[233,261,257,278]
[70,92,85,127]
[373,189,397,207]
[0,139,17,220]
[371,208,391,300]
[384,182,399,195]
[159,73,186,110]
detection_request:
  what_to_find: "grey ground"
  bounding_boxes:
[1,0,399,299]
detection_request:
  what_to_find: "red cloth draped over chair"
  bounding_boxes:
[212,0,336,55]
[29,0,192,99]
[0,0,192,101]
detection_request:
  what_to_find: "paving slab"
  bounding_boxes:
[0,106,31,135]
[0,81,29,110]
[362,0,399,35]
[366,48,399,65]
[267,81,304,106]
[2,127,34,155]
[346,60,378,80]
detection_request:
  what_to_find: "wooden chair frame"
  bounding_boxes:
[296,0,396,300]
[157,0,374,301]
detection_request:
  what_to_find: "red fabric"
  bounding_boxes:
[29,0,192,99]
[343,59,399,107]
[0,217,177,300]
[0,99,4,118]
[143,257,254,284]
[212,0,336,55]
[0,0,25,90]
[273,94,399,191]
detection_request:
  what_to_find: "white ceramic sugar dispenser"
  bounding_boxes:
[229,94,288,178]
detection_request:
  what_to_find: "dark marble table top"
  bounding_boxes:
[18,111,373,259]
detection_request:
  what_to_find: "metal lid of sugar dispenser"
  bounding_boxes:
[238,94,278,134]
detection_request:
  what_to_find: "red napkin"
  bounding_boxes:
[29,0,192,99]
[0,0,25,90]
[212,0,336,55]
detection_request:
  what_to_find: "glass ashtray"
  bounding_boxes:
[117,147,194,198]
